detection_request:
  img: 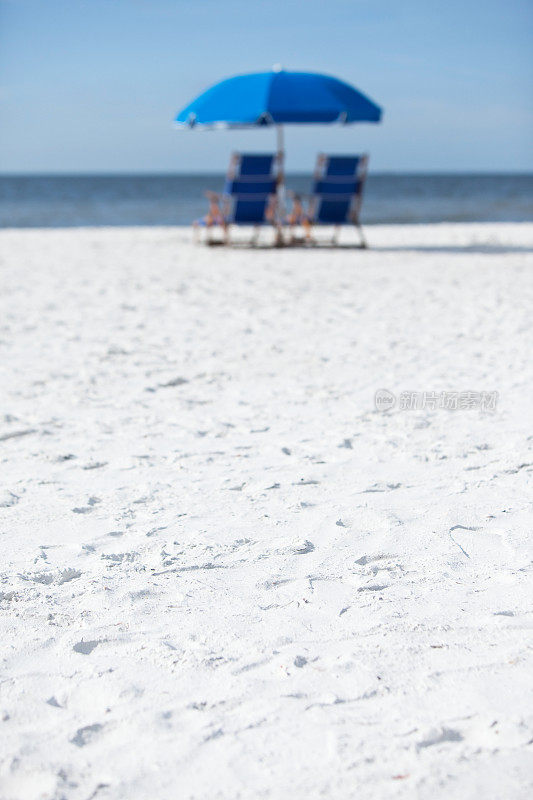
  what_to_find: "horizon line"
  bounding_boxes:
[1,169,532,178]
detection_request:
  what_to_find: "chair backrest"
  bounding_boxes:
[224,153,278,225]
[310,154,368,225]
[225,178,277,196]
[324,156,361,177]
[234,153,275,177]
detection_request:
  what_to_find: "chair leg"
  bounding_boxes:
[356,224,367,249]
[251,226,260,247]
[332,225,340,246]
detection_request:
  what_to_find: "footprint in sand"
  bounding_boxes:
[70,723,103,747]
[72,640,100,655]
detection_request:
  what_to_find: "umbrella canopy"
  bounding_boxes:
[175,69,382,128]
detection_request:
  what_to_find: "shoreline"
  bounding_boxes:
[2,221,532,253]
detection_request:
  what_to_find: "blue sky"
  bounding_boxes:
[1,0,532,173]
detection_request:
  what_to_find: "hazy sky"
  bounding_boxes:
[1,0,532,173]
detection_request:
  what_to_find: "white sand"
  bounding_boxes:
[1,223,532,799]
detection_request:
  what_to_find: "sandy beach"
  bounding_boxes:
[1,222,532,799]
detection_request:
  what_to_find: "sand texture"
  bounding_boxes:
[1,223,532,799]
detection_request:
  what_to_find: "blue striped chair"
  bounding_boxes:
[196,152,281,245]
[308,154,369,247]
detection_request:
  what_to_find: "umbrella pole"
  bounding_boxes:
[276,125,285,245]
[277,124,284,174]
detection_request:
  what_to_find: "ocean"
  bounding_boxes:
[1,173,532,228]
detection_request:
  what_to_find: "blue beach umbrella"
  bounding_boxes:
[175,67,382,161]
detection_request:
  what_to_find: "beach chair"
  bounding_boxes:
[307,154,369,247]
[195,152,281,246]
